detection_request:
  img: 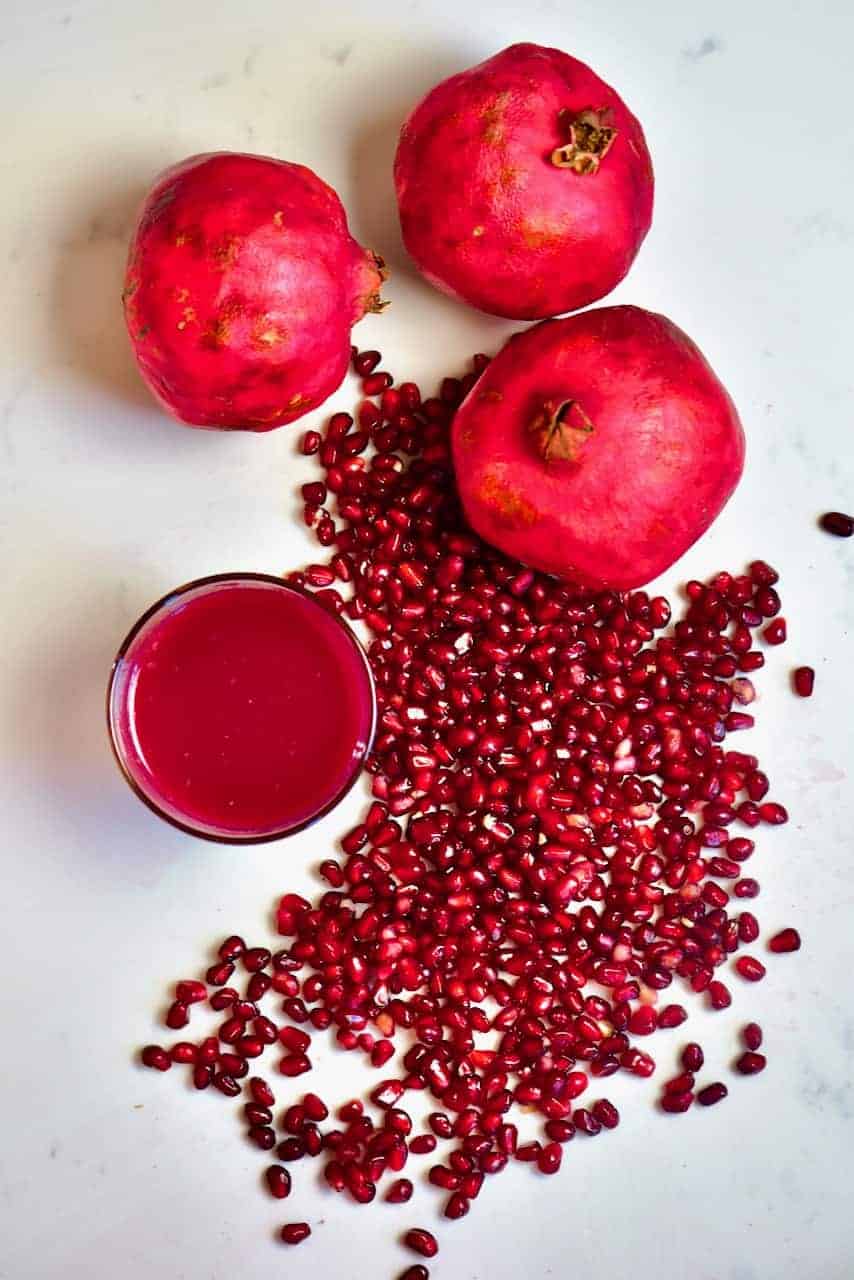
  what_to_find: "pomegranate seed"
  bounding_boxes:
[819,511,854,537]
[681,1043,704,1073]
[628,1006,657,1036]
[277,1137,306,1161]
[544,1119,576,1143]
[248,1126,276,1151]
[664,1073,695,1096]
[192,1064,212,1090]
[398,1269,429,1280]
[573,1109,601,1136]
[247,973,272,1001]
[658,1004,688,1029]
[743,1023,763,1050]
[218,935,245,961]
[428,1113,453,1138]
[302,1092,328,1122]
[697,1083,728,1106]
[175,980,207,1004]
[444,1191,471,1218]
[409,1135,437,1154]
[758,802,788,824]
[209,987,238,1011]
[243,947,271,973]
[301,430,321,455]
[141,1046,171,1072]
[708,981,732,1010]
[738,912,760,943]
[280,1223,311,1245]
[537,1142,563,1174]
[245,1103,272,1126]
[429,1166,460,1191]
[792,666,815,697]
[279,1026,311,1052]
[736,1052,767,1075]
[353,349,381,375]
[212,1074,240,1097]
[404,1229,438,1259]
[660,1092,694,1114]
[762,617,786,645]
[592,1100,619,1129]
[265,1165,291,1199]
[279,1052,311,1077]
[769,927,801,953]
[205,962,234,987]
[386,1178,414,1203]
[165,1001,189,1030]
[735,955,766,982]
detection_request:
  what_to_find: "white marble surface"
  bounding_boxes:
[1,1,853,1277]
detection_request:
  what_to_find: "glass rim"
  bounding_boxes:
[106,571,377,845]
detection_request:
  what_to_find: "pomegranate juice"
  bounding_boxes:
[109,575,375,840]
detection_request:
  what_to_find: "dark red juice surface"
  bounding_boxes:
[110,577,374,839]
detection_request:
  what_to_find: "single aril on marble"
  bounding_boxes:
[123,152,387,430]
[451,305,745,589]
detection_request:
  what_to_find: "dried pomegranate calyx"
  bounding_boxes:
[365,251,391,313]
[529,398,595,463]
[551,108,617,174]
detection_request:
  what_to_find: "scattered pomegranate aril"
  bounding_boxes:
[592,1100,619,1129]
[404,1229,439,1259]
[141,1045,171,1072]
[762,618,786,645]
[192,1064,212,1090]
[243,947,272,973]
[658,1004,688,1029]
[736,1052,767,1075]
[696,1083,728,1106]
[769,928,801,953]
[708,981,732,1010]
[742,1023,763,1051]
[175,980,207,1004]
[265,1165,292,1199]
[409,1135,437,1155]
[792,666,815,697]
[165,1001,189,1030]
[386,1178,414,1203]
[398,1268,429,1280]
[279,1054,311,1077]
[244,1103,272,1126]
[205,961,234,987]
[758,802,788,824]
[660,1091,694,1114]
[444,1191,471,1218]
[735,956,766,982]
[138,352,802,1266]
[280,1222,311,1245]
[212,1073,241,1098]
[279,1026,311,1053]
[248,1125,277,1151]
[819,511,853,537]
[681,1043,704,1073]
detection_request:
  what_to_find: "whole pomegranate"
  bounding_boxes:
[451,306,745,589]
[123,153,387,430]
[394,43,653,320]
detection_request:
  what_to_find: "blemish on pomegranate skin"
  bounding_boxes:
[479,471,538,527]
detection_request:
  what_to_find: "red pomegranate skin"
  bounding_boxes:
[451,306,745,589]
[394,43,653,320]
[123,153,386,430]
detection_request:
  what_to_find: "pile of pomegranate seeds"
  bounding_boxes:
[139,348,805,1272]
